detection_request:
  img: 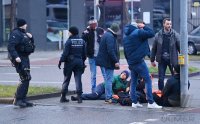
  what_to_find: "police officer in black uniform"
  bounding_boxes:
[8,19,35,107]
[58,26,86,103]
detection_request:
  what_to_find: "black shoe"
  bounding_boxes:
[13,99,27,108]
[60,97,69,103]
[77,96,82,103]
[25,101,34,107]
[105,99,112,104]
[71,96,78,101]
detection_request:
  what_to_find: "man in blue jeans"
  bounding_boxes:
[123,20,162,109]
[71,70,129,101]
[82,17,106,93]
[96,23,120,103]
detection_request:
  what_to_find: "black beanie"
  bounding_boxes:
[69,26,79,35]
[17,19,27,27]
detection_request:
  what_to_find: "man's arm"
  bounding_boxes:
[106,36,119,64]
[175,32,180,53]
[7,32,20,60]
[138,26,155,39]
[60,40,71,62]
[150,34,158,64]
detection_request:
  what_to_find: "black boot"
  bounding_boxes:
[77,95,82,103]
[13,99,27,108]
[23,99,34,107]
[60,93,69,103]
[71,96,78,101]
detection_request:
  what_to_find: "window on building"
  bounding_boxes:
[46,0,69,43]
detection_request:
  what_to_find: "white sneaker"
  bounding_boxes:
[132,103,143,108]
[147,102,162,109]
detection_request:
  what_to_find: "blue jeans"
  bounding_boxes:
[129,60,154,104]
[89,57,106,92]
[81,83,105,100]
[158,59,174,90]
[101,67,114,100]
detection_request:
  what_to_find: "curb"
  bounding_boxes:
[152,71,200,78]
[0,90,76,104]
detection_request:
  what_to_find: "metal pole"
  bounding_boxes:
[94,0,98,20]
[131,1,134,22]
[180,0,189,107]
[0,0,3,47]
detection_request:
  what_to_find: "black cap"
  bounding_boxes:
[69,26,79,35]
[17,19,27,27]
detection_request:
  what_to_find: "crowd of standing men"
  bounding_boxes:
[7,17,181,109]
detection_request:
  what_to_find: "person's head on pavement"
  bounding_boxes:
[69,26,79,36]
[88,17,98,30]
[120,70,129,80]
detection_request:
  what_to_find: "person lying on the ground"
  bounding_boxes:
[113,77,148,106]
[153,65,190,107]
[71,70,129,101]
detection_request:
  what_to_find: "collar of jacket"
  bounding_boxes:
[15,27,26,33]
[68,35,79,39]
[107,28,117,37]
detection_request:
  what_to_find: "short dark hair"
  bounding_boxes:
[163,18,171,24]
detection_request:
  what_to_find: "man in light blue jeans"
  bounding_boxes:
[96,23,120,103]
[82,17,106,93]
[102,68,114,100]
[89,57,106,92]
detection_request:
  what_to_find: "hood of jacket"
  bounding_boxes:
[124,24,137,36]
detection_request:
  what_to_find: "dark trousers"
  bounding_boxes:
[158,59,174,90]
[81,83,105,100]
[14,57,31,101]
[62,60,83,95]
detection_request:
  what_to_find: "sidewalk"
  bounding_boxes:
[0,50,200,109]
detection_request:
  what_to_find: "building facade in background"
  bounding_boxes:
[0,0,199,50]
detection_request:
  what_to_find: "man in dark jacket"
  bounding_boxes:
[8,19,35,108]
[123,21,162,109]
[58,26,86,103]
[153,65,190,107]
[150,18,180,91]
[82,17,106,93]
[96,23,120,103]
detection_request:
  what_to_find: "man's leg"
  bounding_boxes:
[100,66,106,82]
[129,67,138,104]
[158,61,168,90]
[138,61,162,108]
[104,68,114,101]
[14,71,31,107]
[89,58,97,93]
[60,67,72,103]
[74,67,83,103]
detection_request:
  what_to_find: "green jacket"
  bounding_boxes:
[112,75,129,94]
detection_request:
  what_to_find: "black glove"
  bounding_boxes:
[58,61,62,69]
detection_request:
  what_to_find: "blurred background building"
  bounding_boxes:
[0,0,200,50]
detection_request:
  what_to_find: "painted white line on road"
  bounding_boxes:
[1,73,18,75]
[129,122,146,124]
[0,80,63,84]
